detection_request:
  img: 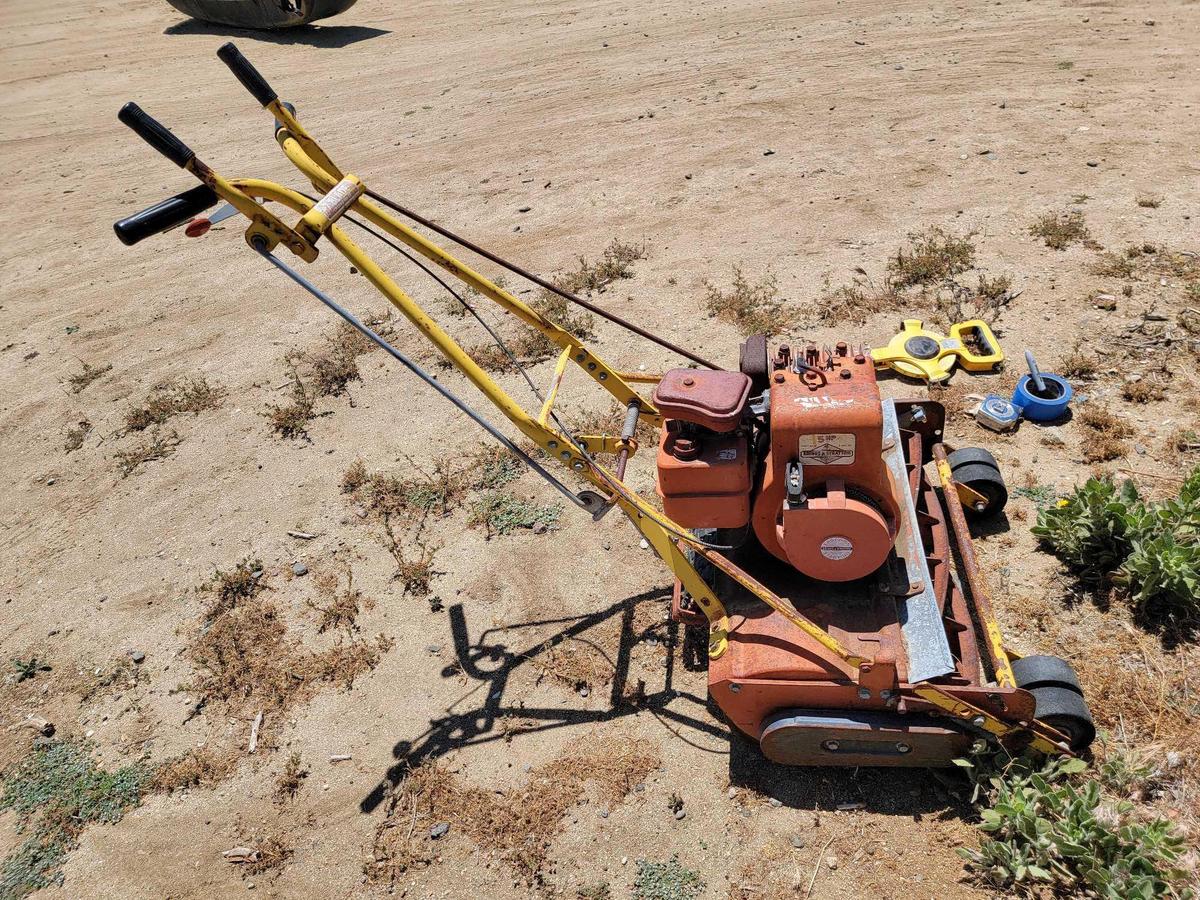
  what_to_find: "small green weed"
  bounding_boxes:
[470,444,523,491]
[205,557,264,617]
[469,493,562,536]
[1013,483,1058,510]
[468,289,596,370]
[273,751,308,804]
[264,378,316,440]
[1060,341,1098,380]
[463,241,637,370]
[0,741,150,898]
[632,855,704,900]
[389,535,440,597]
[810,268,903,325]
[956,751,1191,898]
[442,275,509,317]
[342,456,471,523]
[11,657,50,683]
[1033,469,1200,630]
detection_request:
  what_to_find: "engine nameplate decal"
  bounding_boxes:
[819,535,854,560]
[797,432,856,465]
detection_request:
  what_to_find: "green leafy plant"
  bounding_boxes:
[1031,477,1141,585]
[469,493,562,536]
[956,751,1191,898]
[632,854,704,900]
[1,741,149,897]
[10,657,50,683]
[1013,483,1058,510]
[1032,469,1199,629]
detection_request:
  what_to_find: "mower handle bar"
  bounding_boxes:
[114,44,281,244]
[217,42,278,107]
[118,101,195,168]
[113,184,218,246]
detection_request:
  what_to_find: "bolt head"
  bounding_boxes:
[857,688,871,700]
[823,740,840,752]
[729,683,741,694]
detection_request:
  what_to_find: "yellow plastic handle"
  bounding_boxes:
[949,320,1004,370]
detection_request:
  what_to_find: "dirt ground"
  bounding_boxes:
[1,0,1198,897]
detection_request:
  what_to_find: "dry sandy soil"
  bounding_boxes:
[1,0,1198,897]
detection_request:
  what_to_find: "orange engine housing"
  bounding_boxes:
[751,343,901,582]
[653,369,753,529]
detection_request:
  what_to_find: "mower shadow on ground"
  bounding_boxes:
[359,586,728,814]
[163,19,389,48]
[360,587,973,823]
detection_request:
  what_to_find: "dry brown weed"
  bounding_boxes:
[114,428,181,476]
[124,376,224,432]
[1030,210,1090,250]
[152,747,238,793]
[369,733,658,884]
[704,266,797,336]
[1078,406,1133,462]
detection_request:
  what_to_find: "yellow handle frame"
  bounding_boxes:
[117,67,1082,755]
[162,91,882,673]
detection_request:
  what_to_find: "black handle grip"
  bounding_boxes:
[113,184,218,246]
[217,42,278,106]
[118,102,195,168]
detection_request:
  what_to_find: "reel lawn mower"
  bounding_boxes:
[112,43,1096,768]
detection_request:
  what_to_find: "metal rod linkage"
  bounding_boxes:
[252,239,590,511]
[363,188,723,372]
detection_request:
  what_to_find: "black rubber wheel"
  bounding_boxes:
[1011,655,1084,695]
[951,462,1008,520]
[947,447,1001,473]
[1029,685,1096,752]
[739,334,770,394]
[164,0,357,28]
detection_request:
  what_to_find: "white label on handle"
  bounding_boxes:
[313,176,364,224]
